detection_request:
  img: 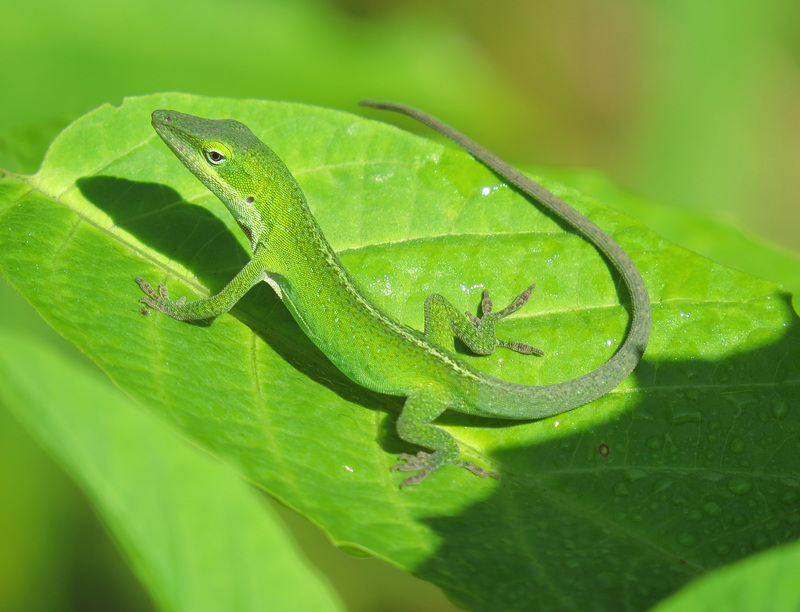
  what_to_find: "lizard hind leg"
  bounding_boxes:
[423,284,543,356]
[392,390,498,487]
[470,285,544,356]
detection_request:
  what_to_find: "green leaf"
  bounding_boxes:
[544,166,800,317]
[1,93,798,611]
[0,329,343,612]
[653,537,800,612]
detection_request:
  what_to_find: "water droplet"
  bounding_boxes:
[751,533,770,550]
[677,533,696,547]
[703,502,722,516]
[766,518,781,531]
[771,400,789,420]
[646,435,664,450]
[728,477,752,495]
[714,543,731,556]
[614,482,630,496]
[596,572,618,588]
[624,468,647,481]
[671,494,690,507]
[729,438,745,453]
[653,478,674,494]
[670,404,701,425]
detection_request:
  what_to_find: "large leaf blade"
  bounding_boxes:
[1,93,798,611]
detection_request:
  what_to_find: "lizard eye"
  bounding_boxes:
[204,149,227,165]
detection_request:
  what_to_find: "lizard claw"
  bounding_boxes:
[498,339,544,356]
[391,451,498,487]
[135,276,186,315]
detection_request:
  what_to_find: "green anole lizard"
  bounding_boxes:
[137,101,651,487]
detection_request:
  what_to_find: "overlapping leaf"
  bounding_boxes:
[0,330,343,612]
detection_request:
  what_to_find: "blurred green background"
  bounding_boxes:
[1,0,798,610]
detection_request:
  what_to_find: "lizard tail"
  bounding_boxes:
[360,100,651,419]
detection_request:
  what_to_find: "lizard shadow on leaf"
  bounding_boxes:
[77,176,250,293]
[77,175,560,450]
[412,297,800,612]
[75,175,635,455]
[77,175,404,413]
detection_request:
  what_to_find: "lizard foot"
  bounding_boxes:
[465,285,543,355]
[136,276,186,315]
[392,452,498,487]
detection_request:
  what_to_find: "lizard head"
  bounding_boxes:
[151,109,303,252]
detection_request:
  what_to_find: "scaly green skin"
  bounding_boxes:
[137,104,651,487]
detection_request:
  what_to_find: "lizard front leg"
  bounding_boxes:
[136,245,271,321]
